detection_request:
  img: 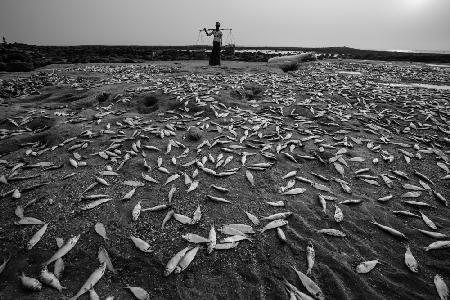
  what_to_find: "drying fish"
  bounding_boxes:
[260,219,288,233]
[93,223,108,241]
[318,229,346,237]
[339,199,362,205]
[207,195,231,203]
[434,274,448,300]
[0,255,11,276]
[433,191,448,206]
[245,170,255,186]
[394,211,420,218]
[15,205,24,218]
[380,174,393,188]
[161,210,174,229]
[392,170,409,180]
[219,226,249,237]
[123,180,145,187]
[19,273,42,291]
[15,216,45,225]
[95,176,110,186]
[27,223,48,250]
[141,173,159,184]
[165,173,180,185]
[89,289,100,300]
[283,278,315,300]
[173,213,193,224]
[182,233,209,244]
[174,246,200,274]
[98,246,117,274]
[280,179,296,193]
[437,162,449,173]
[207,224,217,254]
[292,266,324,300]
[414,228,447,239]
[333,162,345,177]
[164,246,192,277]
[281,188,306,195]
[142,204,171,212]
[130,236,152,253]
[83,194,110,200]
[224,224,255,234]
[69,262,106,300]
[122,188,136,201]
[378,194,393,202]
[184,172,192,185]
[125,285,150,300]
[81,198,113,210]
[403,184,423,191]
[371,221,407,239]
[402,200,435,208]
[283,170,297,179]
[424,241,450,251]
[312,182,332,193]
[168,185,176,202]
[215,242,240,250]
[334,205,343,223]
[82,182,98,194]
[132,201,142,221]
[419,180,431,192]
[318,194,326,213]
[414,170,434,186]
[12,189,21,199]
[356,260,379,274]
[221,235,252,243]
[306,241,315,275]
[53,239,65,279]
[244,211,260,225]
[404,246,418,273]
[266,201,285,207]
[43,234,80,266]
[420,212,437,230]
[262,212,292,221]
[187,180,199,193]
[69,158,78,168]
[355,168,369,174]
[211,184,229,193]
[40,266,63,292]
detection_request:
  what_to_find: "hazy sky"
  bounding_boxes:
[1,0,449,50]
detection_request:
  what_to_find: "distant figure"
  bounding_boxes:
[204,22,222,66]
[2,36,6,45]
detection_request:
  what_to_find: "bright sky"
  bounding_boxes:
[1,0,449,50]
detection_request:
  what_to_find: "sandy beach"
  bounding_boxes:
[0,59,449,299]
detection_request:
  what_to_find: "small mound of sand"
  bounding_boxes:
[279,62,299,72]
[25,116,55,131]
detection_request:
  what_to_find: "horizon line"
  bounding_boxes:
[5,42,450,54]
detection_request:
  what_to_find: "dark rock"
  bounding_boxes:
[97,92,110,103]
[186,126,203,141]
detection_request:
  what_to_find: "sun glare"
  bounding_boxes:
[406,0,427,8]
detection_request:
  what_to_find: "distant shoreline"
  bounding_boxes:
[2,43,450,72]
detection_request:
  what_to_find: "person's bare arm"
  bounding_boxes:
[204,28,213,36]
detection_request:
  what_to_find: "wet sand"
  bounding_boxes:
[0,60,449,299]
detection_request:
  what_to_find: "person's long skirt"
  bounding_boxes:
[209,41,221,66]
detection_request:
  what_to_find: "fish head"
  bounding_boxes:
[70,234,81,244]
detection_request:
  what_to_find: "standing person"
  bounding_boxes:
[204,22,223,66]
